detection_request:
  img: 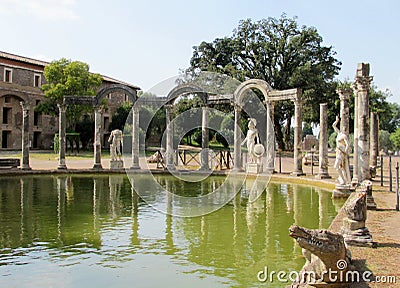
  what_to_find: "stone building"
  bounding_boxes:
[0,51,139,150]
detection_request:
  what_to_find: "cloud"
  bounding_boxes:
[0,0,78,20]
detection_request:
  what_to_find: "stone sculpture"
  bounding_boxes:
[289,225,352,286]
[241,118,260,164]
[108,129,123,169]
[341,185,373,246]
[333,116,351,185]
[241,118,265,173]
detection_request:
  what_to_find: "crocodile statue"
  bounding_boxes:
[289,225,352,286]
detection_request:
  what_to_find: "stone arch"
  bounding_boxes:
[166,83,208,105]
[0,92,28,103]
[95,84,137,106]
[164,83,209,170]
[233,79,272,105]
[232,79,274,172]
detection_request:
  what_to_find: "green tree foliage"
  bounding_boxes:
[75,115,94,149]
[109,102,133,131]
[332,82,399,135]
[390,129,400,151]
[187,14,341,150]
[36,58,102,130]
[379,130,392,150]
[302,122,314,138]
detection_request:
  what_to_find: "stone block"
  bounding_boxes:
[342,218,366,231]
[246,163,263,174]
[110,160,123,170]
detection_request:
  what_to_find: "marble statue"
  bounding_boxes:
[241,118,260,164]
[108,129,123,161]
[332,116,351,185]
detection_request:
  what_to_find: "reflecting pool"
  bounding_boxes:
[0,175,344,287]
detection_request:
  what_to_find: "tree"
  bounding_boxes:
[390,129,400,152]
[302,122,314,138]
[36,58,102,130]
[333,81,400,134]
[188,14,341,150]
[380,130,392,153]
[109,102,133,131]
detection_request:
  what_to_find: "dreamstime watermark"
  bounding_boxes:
[257,260,397,284]
[122,71,274,217]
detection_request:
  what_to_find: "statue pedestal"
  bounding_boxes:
[332,184,351,198]
[110,160,123,170]
[246,163,263,174]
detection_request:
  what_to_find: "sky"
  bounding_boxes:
[1,0,399,103]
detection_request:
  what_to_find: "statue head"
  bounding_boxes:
[248,118,257,129]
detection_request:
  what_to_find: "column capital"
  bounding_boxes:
[294,98,302,107]
[265,98,275,108]
[57,102,67,112]
[232,102,242,112]
[336,87,352,100]
[354,76,373,92]
[94,105,103,113]
[20,101,29,112]
[165,103,174,113]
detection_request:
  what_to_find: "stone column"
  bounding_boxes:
[57,103,67,170]
[370,112,378,170]
[131,105,140,169]
[265,100,275,173]
[93,105,103,169]
[355,63,373,182]
[292,99,304,176]
[352,84,359,185]
[316,103,330,179]
[337,88,351,137]
[233,104,243,171]
[165,104,175,170]
[20,101,31,170]
[200,105,210,170]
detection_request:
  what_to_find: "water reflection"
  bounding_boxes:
[0,175,344,288]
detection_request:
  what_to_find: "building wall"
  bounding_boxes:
[0,54,138,151]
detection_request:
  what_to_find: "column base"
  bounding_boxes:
[57,165,67,170]
[129,165,141,170]
[291,170,305,177]
[92,164,103,170]
[166,165,176,171]
[315,173,332,179]
[21,166,32,171]
[367,195,377,210]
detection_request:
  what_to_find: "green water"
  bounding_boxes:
[0,175,344,287]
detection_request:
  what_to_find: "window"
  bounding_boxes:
[34,111,39,126]
[4,96,11,103]
[2,131,10,148]
[2,107,11,124]
[33,132,41,149]
[4,68,12,83]
[34,74,41,87]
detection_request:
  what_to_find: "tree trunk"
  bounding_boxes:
[274,117,285,150]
